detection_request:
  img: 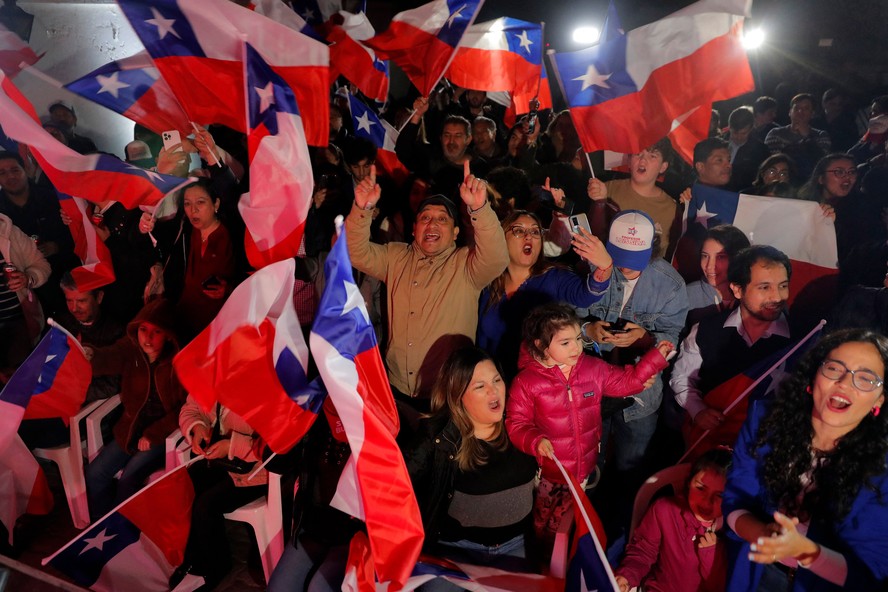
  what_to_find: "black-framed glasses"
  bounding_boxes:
[819,359,884,392]
[508,226,542,239]
[825,168,859,179]
[764,167,789,179]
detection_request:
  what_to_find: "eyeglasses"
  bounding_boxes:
[819,359,884,392]
[764,167,789,179]
[825,168,859,179]
[508,226,542,239]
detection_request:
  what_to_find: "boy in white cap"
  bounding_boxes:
[577,210,688,485]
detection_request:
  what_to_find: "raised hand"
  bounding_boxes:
[459,159,488,211]
[354,164,381,209]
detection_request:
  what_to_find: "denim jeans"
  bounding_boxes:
[85,438,164,521]
[601,410,659,473]
[266,533,350,592]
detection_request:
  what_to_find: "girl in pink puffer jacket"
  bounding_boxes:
[506,303,671,547]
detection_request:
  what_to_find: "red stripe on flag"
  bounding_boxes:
[571,21,752,154]
[447,46,540,94]
[244,220,306,271]
[365,22,460,96]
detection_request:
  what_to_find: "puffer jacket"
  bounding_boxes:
[91,299,186,453]
[506,346,668,482]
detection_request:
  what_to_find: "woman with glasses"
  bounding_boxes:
[746,154,798,197]
[800,153,882,260]
[477,210,612,379]
[723,328,888,591]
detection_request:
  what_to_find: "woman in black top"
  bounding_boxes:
[403,347,538,583]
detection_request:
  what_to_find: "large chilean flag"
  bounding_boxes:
[446,17,542,97]
[0,72,190,208]
[64,51,191,136]
[116,0,329,146]
[363,0,484,96]
[240,43,312,270]
[552,0,753,154]
[325,11,390,104]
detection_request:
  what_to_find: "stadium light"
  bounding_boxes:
[572,26,601,46]
[743,27,765,50]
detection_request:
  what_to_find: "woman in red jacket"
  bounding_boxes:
[506,303,671,548]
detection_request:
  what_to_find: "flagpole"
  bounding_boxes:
[546,49,595,179]
[247,451,276,481]
[678,318,827,464]
[552,455,621,589]
[41,456,203,565]
[18,63,65,88]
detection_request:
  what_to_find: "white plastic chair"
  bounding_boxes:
[32,398,106,529]
[166,428,285,583]
[223,470,284,583]
[84,394,121,462]
[629,463,691,539]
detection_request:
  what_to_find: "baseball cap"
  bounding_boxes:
[125,140,153,162]
[606,210,655,271]
[416,195,458,221]
[48,100,76,116]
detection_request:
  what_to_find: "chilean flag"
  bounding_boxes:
[0,332,61,543]
[508,60,552,126]
[117,0,330,146]
[681,323,823,463]
[63,51,191,136]
[446,18,542,97]
[56,192,117,291]
[0,72,191,208]
[174,258,323,453]
[363,0,485,96]
[18,322,93,422]
[0,21,39,77]
[45,462,198,592]
[310,222,423,590]
[552,457,618,592]
[676,184,839,314]
[240,43,312,270]
[552,0,753,154]
[326,11,390,103]
[347,93,409,186]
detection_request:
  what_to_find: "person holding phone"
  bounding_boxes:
[477,209,612,380]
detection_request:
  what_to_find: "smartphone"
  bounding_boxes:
[569,213,592,235]
[162,130,183,152]
[608,318,631,334]
[201,275,221,289]
[527,109,539,135]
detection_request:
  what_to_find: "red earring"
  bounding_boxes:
[806,385,813,394]
[874,407,881,418]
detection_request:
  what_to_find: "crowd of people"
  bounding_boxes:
[3,70,888,591]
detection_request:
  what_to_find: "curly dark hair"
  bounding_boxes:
[754,328,888,521]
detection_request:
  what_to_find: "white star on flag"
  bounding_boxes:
[300,8,316,21]
[145,7,181,40]
[341,280,370,324]
[573,64,612,92]
[355,111,376,134]
[695,201,717,227]
[96,72,131,99]
[138,168,165,183]
[515,30,533,53]
[79,528,117,555]
[254,81,276,113]
[446,4,467,28]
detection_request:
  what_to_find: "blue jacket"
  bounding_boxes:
[477,267,608,379]
[723,400,888,591]
[577,258,688,421]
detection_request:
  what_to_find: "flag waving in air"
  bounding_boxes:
[0,21,39,77]
[325,11,390,103]
[446,17,542,98]
[552,0,753,154]
[240,42,312,270]
[0,72,190,208]
[347,93,409,185]
[311,221,422,589]
[117,0,330,146]
[63,51,191,136]
[363,0,485,96]
[174,258,323,453]
[56,192,116,291]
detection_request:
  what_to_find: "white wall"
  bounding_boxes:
[16,1,144,157]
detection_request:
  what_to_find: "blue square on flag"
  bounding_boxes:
[557,35,637,107]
